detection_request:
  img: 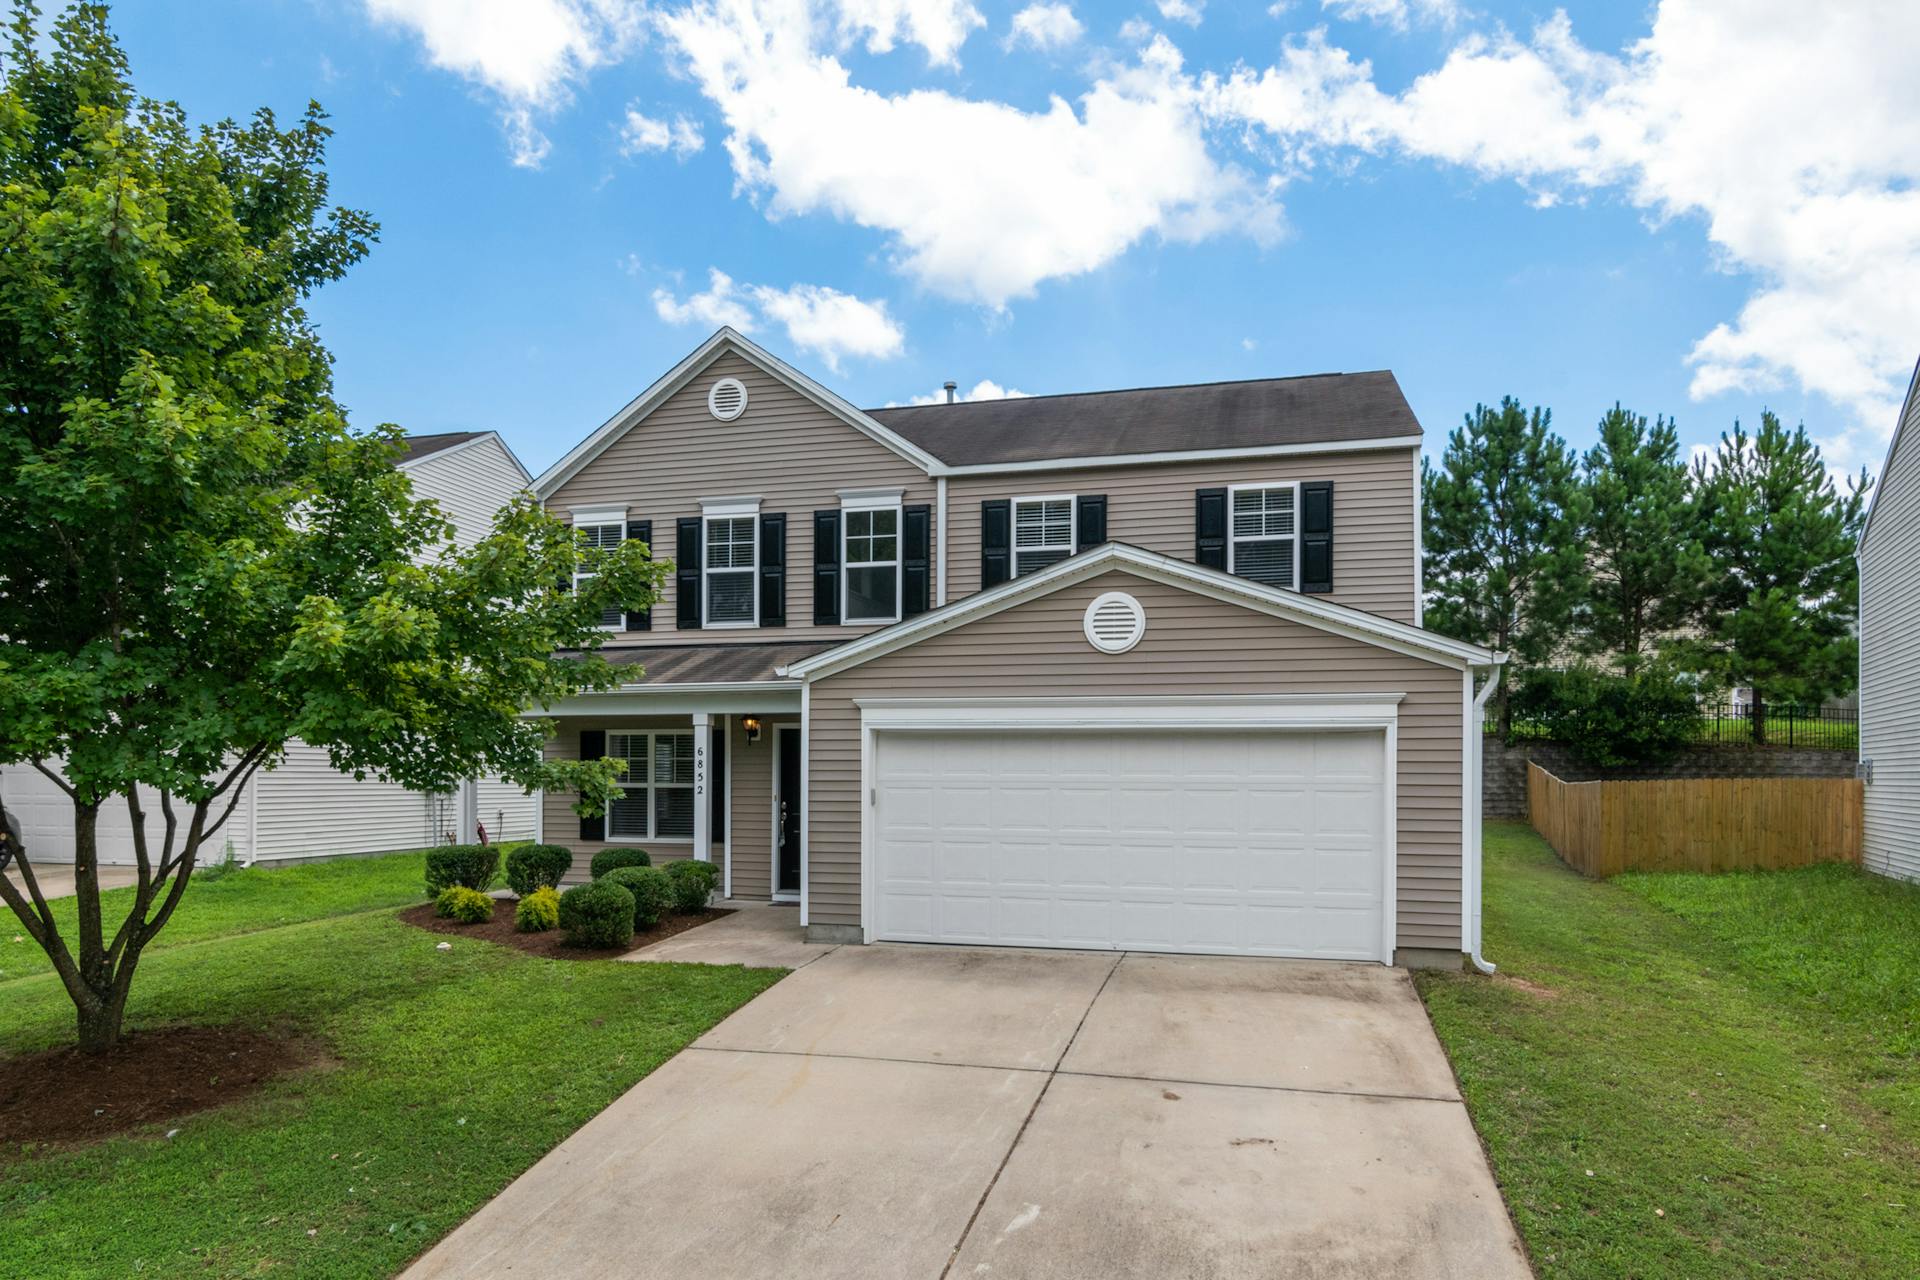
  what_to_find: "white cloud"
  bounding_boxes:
[1007,3,1083,52]
[1241,336,1257,351]
[1198,2,1920,467]
[652,267,905,371]
[621,107,706,157]
[364,0,645,164]
[658,5,1279,307]
[1321,0,1461,31]
[902,378,1031,404]
[832,0,985,66]
[1156,0,1204,26]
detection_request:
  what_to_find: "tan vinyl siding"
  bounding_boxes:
[1862,386,1920,883]
[806,569,1464,950]
[546,351,936,643]
[542,715,722,882]
[944,450,1421,623]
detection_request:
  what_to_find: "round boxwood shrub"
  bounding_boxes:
[664,859,719,914]
[425,844,499,895]
[505,843,574,896]
[602,865,674,931]
[558,880,636,949]
[515,886,560,933]
[434,885,495,924]
[589,846,652,879]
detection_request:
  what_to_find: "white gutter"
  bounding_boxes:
[1468,663,1502,974]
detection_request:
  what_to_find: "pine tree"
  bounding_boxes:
[1424,398,1586,736]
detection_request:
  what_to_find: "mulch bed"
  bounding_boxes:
[397,897,732,960]
[0,1025,331,1147]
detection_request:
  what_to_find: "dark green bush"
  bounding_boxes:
[603,865,674,931]
[425,844,499,895]
[434,885,495,924]
[664,859,719,914]
[505,843,574,896]
[557,880,636,950]
[589,846,652,879]
[515,886,560,933]
[1510,663,1702,768]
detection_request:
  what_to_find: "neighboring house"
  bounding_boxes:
[1859,356,1920,884]
[531,328,1504,968]
[3,431,538,867]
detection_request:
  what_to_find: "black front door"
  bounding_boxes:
[776,730,801,895]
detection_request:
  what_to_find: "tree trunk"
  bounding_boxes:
[69,802,132,1054]
[1750,689,1768,746]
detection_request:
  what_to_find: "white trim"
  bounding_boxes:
[569,505,629,526]
[1082,591,1146,654]
[929,435,1426,477]
[838,487,905,509]
[1227,480,1302,591]
[1011,493,1077,577]
[532,778,543,845]
[533,328,942,497]
[572,518,628,633]
[1413,450,1426,628]
[691,713,712,864]
[698,495,763,517]
[772,724,801,899]
[1466,665,1501,974]
[856,696,1400,963]
[780,542,1500,680]
[935,476,949,607]
[603,727,697,844]
[702,511,759,629]
[798,683,811,927]
[397,431,533,484]
[841,500,904,625]
[707,376,748,422]
[722,714,733,898]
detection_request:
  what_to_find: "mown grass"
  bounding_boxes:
[1417,821,1920,1280]
[0,870,781,1278]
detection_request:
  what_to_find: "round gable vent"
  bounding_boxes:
[707,377,748,421]
[1083,591,1146,654]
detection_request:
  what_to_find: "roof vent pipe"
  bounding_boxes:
[943,380,957,404]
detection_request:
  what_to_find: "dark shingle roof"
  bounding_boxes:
[398,431,485,465]
[587,641,834,685]
[865,371,1419,467]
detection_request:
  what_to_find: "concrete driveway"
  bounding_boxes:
[404,938,1529,1280]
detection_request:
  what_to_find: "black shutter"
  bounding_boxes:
[1195,488,1228,571]
[1075,494,1107,553]
[676,517,702,629]
[624,520,652,631]
[709,725,726,843]
[1300,481,1334,593]
[579,729,606,841]
[902,504,932,617]
[812,509,842,625]
[980,499,1012,588]
[759,513,787,628]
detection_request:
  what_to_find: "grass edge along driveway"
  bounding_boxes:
[0,861,782,1280]
[1416,821,1920,1280]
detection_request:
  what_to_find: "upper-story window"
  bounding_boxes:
[1013,495,1075,576]
[1229,483,1298,589]
[841,489,903,624]
[571,507,627,630]
[704,513,758,627]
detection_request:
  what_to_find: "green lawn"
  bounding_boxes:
[0,862,782,1278]
[1418,822,1920,1279]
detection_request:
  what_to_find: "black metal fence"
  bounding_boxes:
[1497,701,1859,751]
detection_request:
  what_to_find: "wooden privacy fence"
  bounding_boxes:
[1527,762,1863,877]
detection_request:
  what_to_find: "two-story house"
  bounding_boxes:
[533,328,1503,968]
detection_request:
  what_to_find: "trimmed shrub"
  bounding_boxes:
[506,843,574,896]
[435,885,495,924]
[558,880,636,950]
[603,865,674,931]
[515,886,561,933]
[1510,662,1703,768]
[664,859,719,914]
[589,846,652,879]
[425,844,499,895]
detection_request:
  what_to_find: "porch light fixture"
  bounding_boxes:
[742,716,763,743]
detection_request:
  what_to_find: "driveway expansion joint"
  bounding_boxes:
[1054,1067,1463,1106]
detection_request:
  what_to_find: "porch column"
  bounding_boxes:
[691,712,712,863]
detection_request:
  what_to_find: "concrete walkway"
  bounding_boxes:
[4,863,140,901]
[404,945,1530,1280]
[622,902,838,970]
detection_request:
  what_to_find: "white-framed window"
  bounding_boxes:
[703,509,758,628]
[1228,482,1299,589]
[571,507,627,630]
[843,506,901,623]
[605,731,696,841]
[1013,494,1075,576]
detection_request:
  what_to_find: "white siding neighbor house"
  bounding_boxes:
[1860,357,1920,883]
[4,431,538,867]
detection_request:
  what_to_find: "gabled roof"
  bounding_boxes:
[532,329,943,498]
[866,371,1422,470]
[1859,352,1920,556]
[397,430,533,483]
[780,542,1501,681]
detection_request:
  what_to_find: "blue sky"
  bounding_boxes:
[107,1,1919,480]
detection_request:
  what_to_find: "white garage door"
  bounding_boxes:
[872,729,1388,961]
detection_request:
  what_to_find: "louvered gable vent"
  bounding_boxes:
[1083,591,1146,654]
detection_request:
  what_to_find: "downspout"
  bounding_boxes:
[1468,663,1503,974]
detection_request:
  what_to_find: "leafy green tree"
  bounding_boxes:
[1575,406,1709,673]
[1424,398,1586,736]
[0,4,663,1052]
[1684,412,1868,741]
[1508,662,1701,769]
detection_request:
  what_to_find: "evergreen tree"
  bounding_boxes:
[1424,398,1586,736]
[1575,406,1708,672]
[1686,412,1868,741]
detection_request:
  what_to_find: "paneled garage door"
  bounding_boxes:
[871,729,1389,961]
